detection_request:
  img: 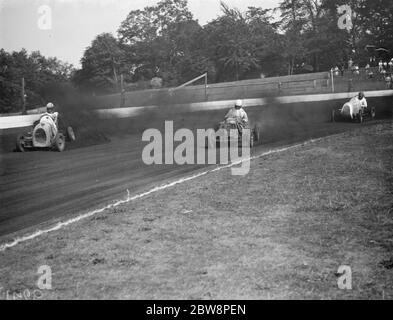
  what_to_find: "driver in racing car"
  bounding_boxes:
[344,92,368,119]
[225,99,249,134]
[40,102,59,139]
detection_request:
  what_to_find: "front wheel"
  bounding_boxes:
[54,133,65,152]
[16,134,26,152]
[66,127,76,142]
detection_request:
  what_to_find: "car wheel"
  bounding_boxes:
[66,126,76,141]
[371,107,376,119]
[16,134,25,152]
[331,110,335,122]
[54,133,66,152]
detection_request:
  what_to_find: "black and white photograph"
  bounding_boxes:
[0,0,393,304]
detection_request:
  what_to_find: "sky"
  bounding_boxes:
[0,0,280,67]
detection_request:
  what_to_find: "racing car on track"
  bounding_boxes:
[209,118,261,148]
[16,114,75,152]
[331,92,375,123]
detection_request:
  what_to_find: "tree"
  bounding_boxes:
[202,3,260,82]
[0,49,74,113]
[277,0,308,74]
[73,33,126,93]
[356,0,393,57]
[118,0,193,45]
[116,0,198,85]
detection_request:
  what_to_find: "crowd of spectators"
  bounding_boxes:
[331,57,393,89]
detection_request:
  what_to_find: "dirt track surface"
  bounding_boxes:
[2,94,392,238]
[1,121,392,299]
[0,118,364,238]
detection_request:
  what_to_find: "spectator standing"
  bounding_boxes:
[354,65,360,75]
[334,66,340,76]
[379,60,383,72]
[340,63,345,77]
[365,63,370,71]
[348,58,353,70]
[385,74,392,89]
[381,68,387,81]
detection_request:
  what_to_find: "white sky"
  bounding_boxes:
[0,0,280,67]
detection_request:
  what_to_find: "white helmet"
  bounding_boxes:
[235,99,243,108]
[46,102,54,109]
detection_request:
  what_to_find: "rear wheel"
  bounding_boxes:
[16,135,25,152]
[54,133,65,152]
[331,110,335,122]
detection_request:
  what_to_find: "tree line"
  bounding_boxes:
[1,0,392,112]
[73,0,393,93]
[0,49,74,113]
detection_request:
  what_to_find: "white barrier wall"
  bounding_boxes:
[1,90,392,129]
[0,114,41,129]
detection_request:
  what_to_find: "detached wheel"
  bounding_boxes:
[16,135,26,152]
[66,126,76,142]
[54,133,65,152]
[371,107,376,119]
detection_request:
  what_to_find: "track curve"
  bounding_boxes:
[1,98,391,237]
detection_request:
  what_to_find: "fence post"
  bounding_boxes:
[330,70,335,93]
[204,73,208,101]
[120,74,125,107]
[21,77,26,115]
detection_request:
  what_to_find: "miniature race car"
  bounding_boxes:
[16,114,75,152]
[208,118,261,148]
[331,97,375,123]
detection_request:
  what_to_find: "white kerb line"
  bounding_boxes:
[0,137,323,252]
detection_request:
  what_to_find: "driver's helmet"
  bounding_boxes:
[235,99,243,109]
[358,92,365,100]
[46,102,55,112]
